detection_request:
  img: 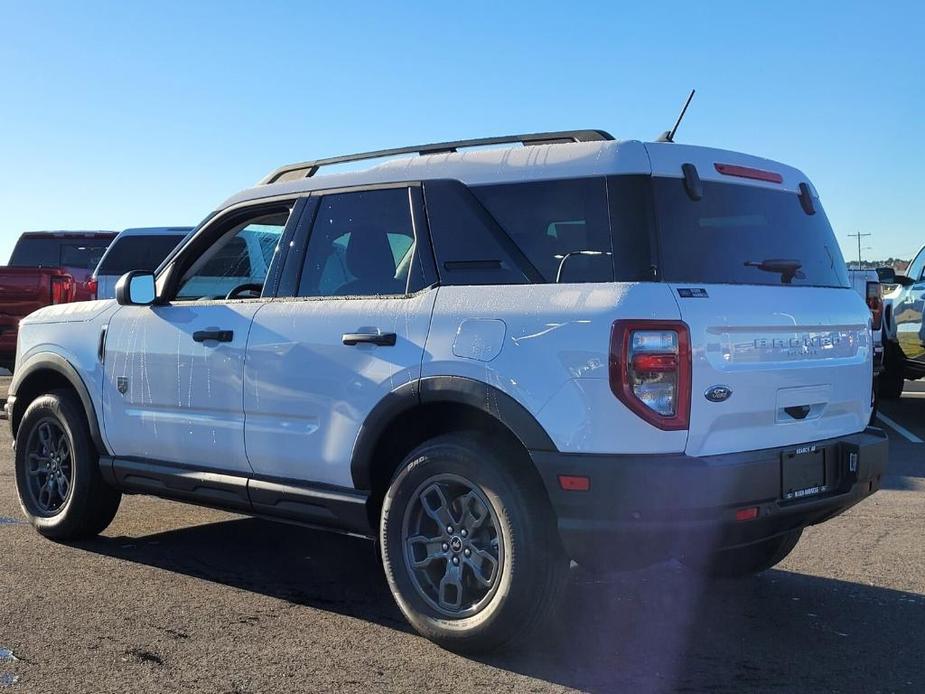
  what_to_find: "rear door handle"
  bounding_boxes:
[342,331,397,347]
[193,329,234,343]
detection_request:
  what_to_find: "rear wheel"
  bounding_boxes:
[14,390,121,540]
[683,529,803,579]
[380,433,568,652]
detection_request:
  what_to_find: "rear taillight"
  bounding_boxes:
[50,276,75,305]
[86,277,98,300]
[866,282,883,331]
[610,320,691,430]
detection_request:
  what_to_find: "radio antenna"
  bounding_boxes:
[657,89,695,143]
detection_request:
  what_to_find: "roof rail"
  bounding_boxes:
[259,129,614,185]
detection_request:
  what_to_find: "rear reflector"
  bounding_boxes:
[735,507,759,522]
[714,163,783,184]
[558,475,590,492]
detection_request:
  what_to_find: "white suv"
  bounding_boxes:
[7,130,888,652]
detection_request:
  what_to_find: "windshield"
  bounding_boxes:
[653,178,849,287]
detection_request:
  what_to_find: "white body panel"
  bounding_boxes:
[423,283,689,454]
[17,301,120,449]
[676,285,872,456]
[243,291,436,486]
[101,302,264,472]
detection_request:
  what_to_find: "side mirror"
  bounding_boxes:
[115,271,157,306]
[893,274,915,288]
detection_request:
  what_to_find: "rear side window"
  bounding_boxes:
[423,180,532,286]
[471,178,614,283]
[96,235,187,274]
[653,179,849,287]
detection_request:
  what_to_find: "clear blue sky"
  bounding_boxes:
[1,1,922,263]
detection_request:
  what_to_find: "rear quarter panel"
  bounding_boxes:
[424,283,688,454]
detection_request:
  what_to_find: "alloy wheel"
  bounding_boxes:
[401,473,504,618]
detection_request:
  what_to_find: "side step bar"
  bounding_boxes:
[99,457,371,536]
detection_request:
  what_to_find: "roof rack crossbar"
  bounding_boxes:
[259,129,614,185]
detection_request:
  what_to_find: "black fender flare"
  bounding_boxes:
[9,352,109,455]
[350,375,557,490]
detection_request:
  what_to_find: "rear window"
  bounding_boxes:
[471,178,615,283]
[9,237,111,269]
[96,235,187,274]
[653,179,849,287]
[60,242,110,270]
[9,238,57,266]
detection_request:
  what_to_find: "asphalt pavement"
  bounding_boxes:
[0,378,923,693]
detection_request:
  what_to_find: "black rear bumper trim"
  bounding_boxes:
[531,428,888,565]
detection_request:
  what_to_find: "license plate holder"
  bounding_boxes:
[782,444,826,500]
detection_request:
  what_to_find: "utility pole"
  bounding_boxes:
[847,231,872,268]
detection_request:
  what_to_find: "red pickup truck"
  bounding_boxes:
[0,231,116,371]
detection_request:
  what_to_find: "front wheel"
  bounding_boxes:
[379,434,568,653]
[14,390,121,540]
[683,529,803,579]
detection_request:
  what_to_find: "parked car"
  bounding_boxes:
[878,248,925,397]
[91,227,192,300]
[6,130,887,652]
[0,231,116,371]
[847,267,883,418]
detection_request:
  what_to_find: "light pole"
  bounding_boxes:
[847,232,872,267]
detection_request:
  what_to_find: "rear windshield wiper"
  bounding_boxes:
[744,258,805,284]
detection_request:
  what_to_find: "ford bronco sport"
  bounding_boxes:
[7,130,888,652]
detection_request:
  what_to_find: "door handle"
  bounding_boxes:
[342,331,397,347]
[193,329,234,343]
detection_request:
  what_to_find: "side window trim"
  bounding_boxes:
[275,196,319,299]
[409,186,439,291]
[158,198,303,303]
[276,182,433,300]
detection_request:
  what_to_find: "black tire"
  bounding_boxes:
[683,529,803,579]
[878,343,905,399]
[14,390,121,540]
[380,433,568,653]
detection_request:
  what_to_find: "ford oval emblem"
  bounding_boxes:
[705,385,732,403]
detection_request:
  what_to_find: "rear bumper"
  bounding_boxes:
[531,428,888,566]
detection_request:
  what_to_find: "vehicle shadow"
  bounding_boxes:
[77,517,925,693]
